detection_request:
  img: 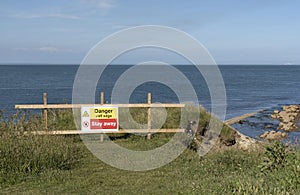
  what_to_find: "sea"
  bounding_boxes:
[1,65,300,141]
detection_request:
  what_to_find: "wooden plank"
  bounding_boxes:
[100,92,104,142]
[15,103,185,109]
[43,92,48,130]
[147,92,152,140]
[225,111,259,125]
[29,129,185,135]
[100,92,104,105]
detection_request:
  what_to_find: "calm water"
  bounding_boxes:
[1,65,300,140]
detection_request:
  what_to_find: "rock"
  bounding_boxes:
[287,124,297,131]
[291,104,299,110]
[282,106,289,111]
[235,131,260,151]
[265,125,272,129]
[259,131,288,141]
[272,105,300,132]
[259,131,268,139]
[271,114,278,119]
[278,122,285,130]
[279,111,290,122]
[289,116,295,121]
[288,112,296,117]
[279,122,297,131]
[274,110,280,114]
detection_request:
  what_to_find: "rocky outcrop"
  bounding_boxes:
[259,130,288,141]
[187,120,261,152]
[234,130,261,151]
[271,105,300,131]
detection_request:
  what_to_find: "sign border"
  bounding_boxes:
[81,105,119,133]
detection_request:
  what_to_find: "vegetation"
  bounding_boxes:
[0,108,299,194]
[0,110,83,184]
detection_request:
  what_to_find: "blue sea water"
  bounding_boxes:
[1,65,300,140]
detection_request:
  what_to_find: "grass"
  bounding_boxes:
[1,141,299,194]
[0,108,299,194]
[0,110,83,185]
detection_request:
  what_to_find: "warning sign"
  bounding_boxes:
[81,106,119,132]
[82,111,89,117]
[90,108,117,119]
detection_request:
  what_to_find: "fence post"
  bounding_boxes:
[147,92,152,140]
[43,92,48,130]
[100,92,104,142]
[100,92,104,105]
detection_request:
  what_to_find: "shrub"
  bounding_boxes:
[260,141,288,172]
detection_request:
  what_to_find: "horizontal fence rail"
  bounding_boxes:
[29,129,185,135]
[15,92,186,140]
[15,103,185,109]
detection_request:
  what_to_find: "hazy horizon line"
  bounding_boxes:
[0,63,299,66]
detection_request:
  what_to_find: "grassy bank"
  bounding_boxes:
[0,108,299,194]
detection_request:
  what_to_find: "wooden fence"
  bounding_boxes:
[15,92,185,140]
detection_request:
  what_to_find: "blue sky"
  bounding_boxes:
[0,0,299,64]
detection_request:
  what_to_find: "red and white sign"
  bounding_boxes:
[81,106,119,132]
[90,119,118,129]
